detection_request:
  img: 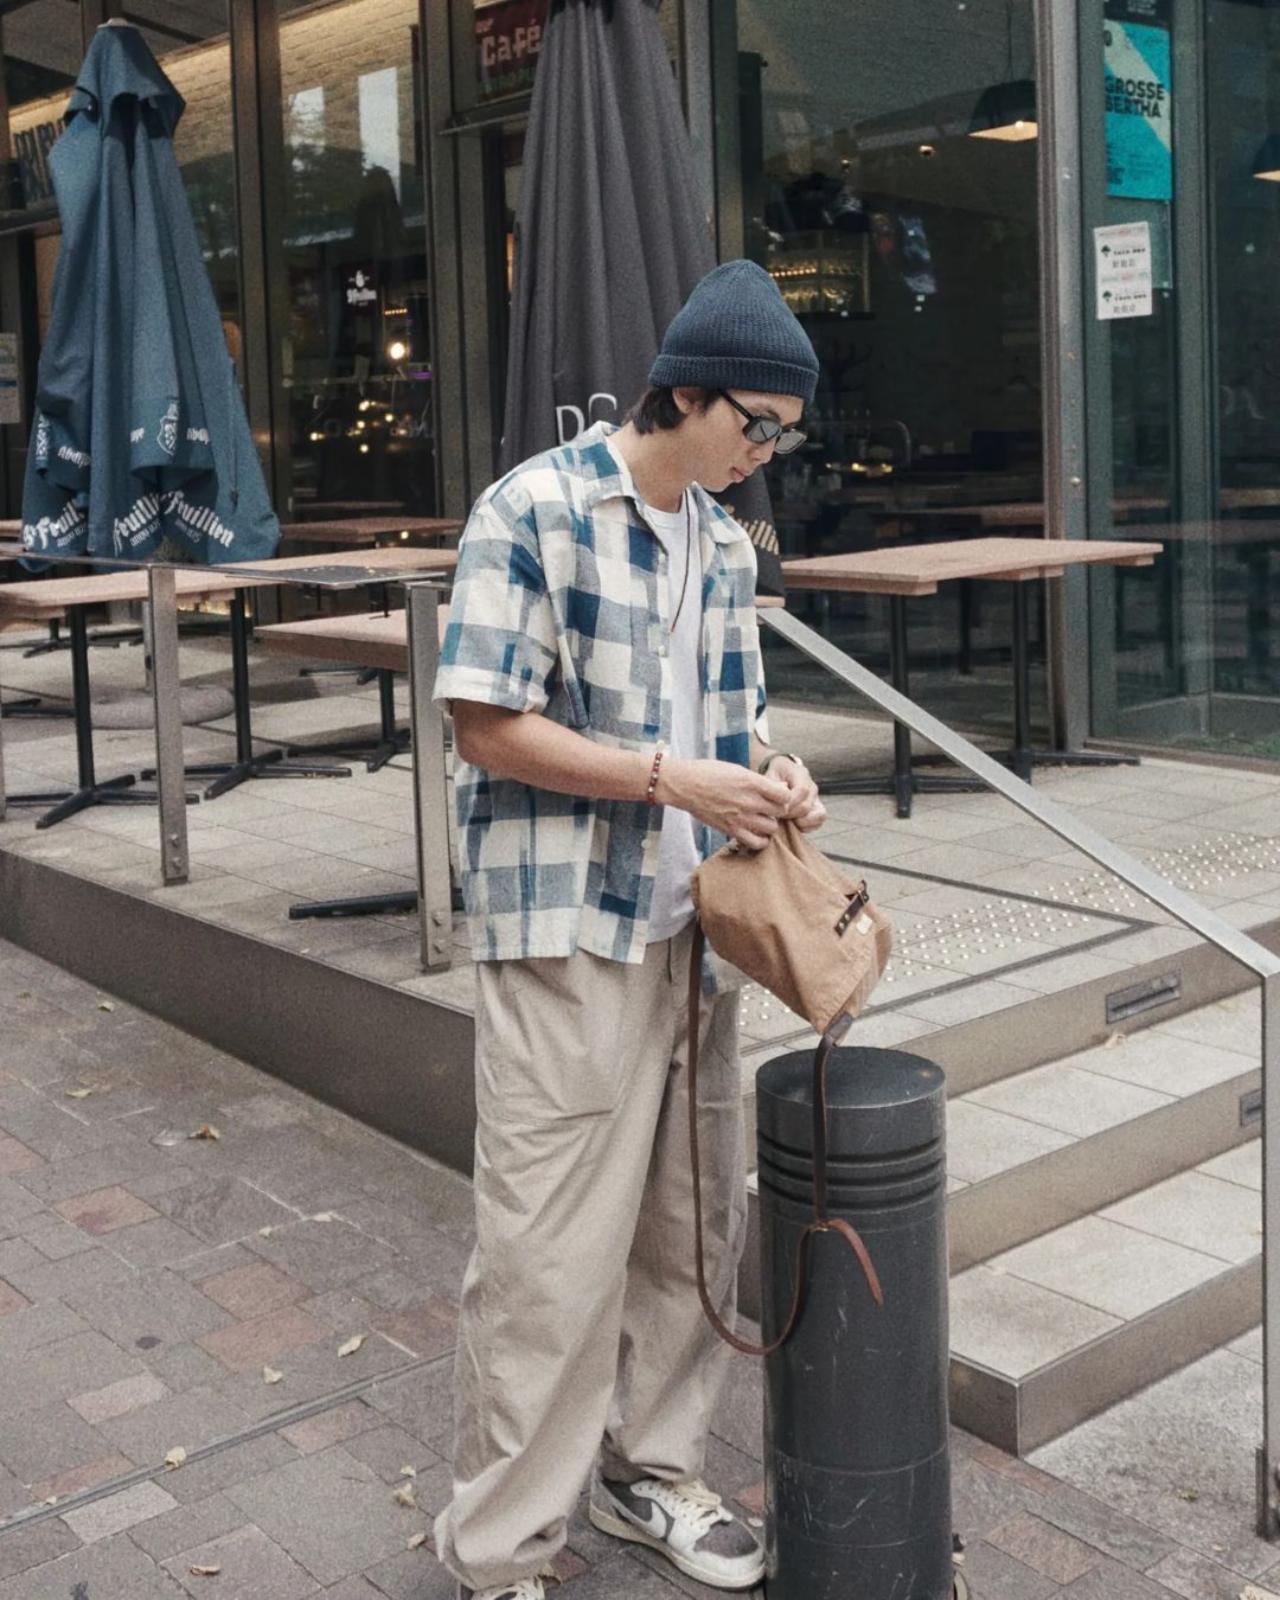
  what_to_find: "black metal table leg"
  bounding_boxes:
[289,889,419,921]
[958,581,974,676]
[1001,578,1139,777]
[3,608,189,828]
[289,880,463,923]
[142,590,351,799]
[822,594,986,819]
[1,696,74,719]
[287,667,410,772]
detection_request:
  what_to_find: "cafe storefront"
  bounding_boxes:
[0,0,1276,765]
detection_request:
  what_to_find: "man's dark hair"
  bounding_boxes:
[627,386,713,434]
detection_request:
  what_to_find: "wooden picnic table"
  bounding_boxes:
[0,546,458,823]
[297,499,406,517]
[783,537,1163,816]
[278,516,463,547]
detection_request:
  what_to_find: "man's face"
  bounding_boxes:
[674,388,805,492]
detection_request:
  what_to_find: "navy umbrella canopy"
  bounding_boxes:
[21,21,279,566]
[502,0,785,596]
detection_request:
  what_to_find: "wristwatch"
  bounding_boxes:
[758,750,804,775]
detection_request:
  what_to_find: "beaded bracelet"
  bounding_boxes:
[646,748,665,805]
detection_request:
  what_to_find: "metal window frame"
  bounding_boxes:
[230,0,289,524]
[1036,0,1089,750]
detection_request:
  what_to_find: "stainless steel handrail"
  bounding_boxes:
[758,606,1280,1536]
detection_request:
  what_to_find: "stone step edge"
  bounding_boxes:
[949,1255,1259,1456]
[947,1067,1260,1271]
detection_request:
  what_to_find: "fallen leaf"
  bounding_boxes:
[747,1515,763,1528]
[1103,1031,1127,1049]
[163,1446,187,1470]
[399,1465,417,1479]
[1240,1586,1280,1600]
[263,1367,284,1385]
[96,1000,114,1012]
[406,1531,429,1550]
[1176,1487,1199,1502]
[64,1087,97,1100]
[311,1212,338,1222]
[188,1125,221,1142]
[392,1485,417,1508]
[258,1226,273,1237]
[337,1334,365,1358]
[189,1565,221,1577]
[42,1496,57,1506]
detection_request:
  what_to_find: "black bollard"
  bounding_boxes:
[757,1046,953,1599]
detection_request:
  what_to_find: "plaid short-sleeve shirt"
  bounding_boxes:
[433,422,769,965]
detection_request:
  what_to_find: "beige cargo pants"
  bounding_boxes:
[433,923,747,1592]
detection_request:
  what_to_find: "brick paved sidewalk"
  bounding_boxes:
[1,934,1278,1600]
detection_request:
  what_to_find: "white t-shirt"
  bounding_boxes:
[643,491,704,942]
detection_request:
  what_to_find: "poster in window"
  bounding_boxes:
[1104,0,1173,201]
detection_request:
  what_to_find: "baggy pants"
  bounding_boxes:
[433,924,747,1591]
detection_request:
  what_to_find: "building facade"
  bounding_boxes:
[0,0,1276,766]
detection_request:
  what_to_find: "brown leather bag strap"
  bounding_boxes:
[687,923,883,1359]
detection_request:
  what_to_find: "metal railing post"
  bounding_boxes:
[147,566,189,886]
[1263,972,1280,1536]
[0,656,7,821]
[405,579,452,972]
[758,606,1280,1538]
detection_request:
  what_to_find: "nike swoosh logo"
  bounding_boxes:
[625,1501,669,1540]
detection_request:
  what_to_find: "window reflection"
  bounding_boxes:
[736,0,1045,740]
[279,0,435,519]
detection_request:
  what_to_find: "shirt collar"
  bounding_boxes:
[574,421,747,546]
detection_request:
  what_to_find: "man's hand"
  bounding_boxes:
[766,755,827,833]
[656,758,790,852]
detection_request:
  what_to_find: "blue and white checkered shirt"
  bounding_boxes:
[433,422,769,965]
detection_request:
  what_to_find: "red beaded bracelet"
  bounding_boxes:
[646,748,665,805]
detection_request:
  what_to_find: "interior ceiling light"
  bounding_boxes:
[969,2,1037,142]
[1252,134,1280,181]
[969,78,1038,141]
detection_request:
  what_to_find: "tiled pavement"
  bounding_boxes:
[2,941,1280,1598]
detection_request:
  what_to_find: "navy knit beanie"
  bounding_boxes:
[649,260,819,403]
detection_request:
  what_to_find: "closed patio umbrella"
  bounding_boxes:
[20,20,279,566]
[501,0,785,596]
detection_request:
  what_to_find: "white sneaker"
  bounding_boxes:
[589,1474,765,1590]
[457,1579,547,1600]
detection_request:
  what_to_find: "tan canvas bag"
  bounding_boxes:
[688,820,894,1355]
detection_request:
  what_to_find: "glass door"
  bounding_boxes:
[1085,0,1280,760]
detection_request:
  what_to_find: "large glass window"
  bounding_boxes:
[731,0,1045,742]
[278,0,435,519]
[1085,0,1280,761]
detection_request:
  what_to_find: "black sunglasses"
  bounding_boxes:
[719,390,807,456]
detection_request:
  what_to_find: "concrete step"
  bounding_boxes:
[946,988,1261,1270]
[949,1138,1261,1455]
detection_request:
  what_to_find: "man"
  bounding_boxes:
[433,259,826,1600]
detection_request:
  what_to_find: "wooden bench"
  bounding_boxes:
[255,609,447,772]
[255,609,450,922]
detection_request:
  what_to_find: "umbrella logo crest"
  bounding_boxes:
[157,401,179,458]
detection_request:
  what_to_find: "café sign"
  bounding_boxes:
[474,0,546,102]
